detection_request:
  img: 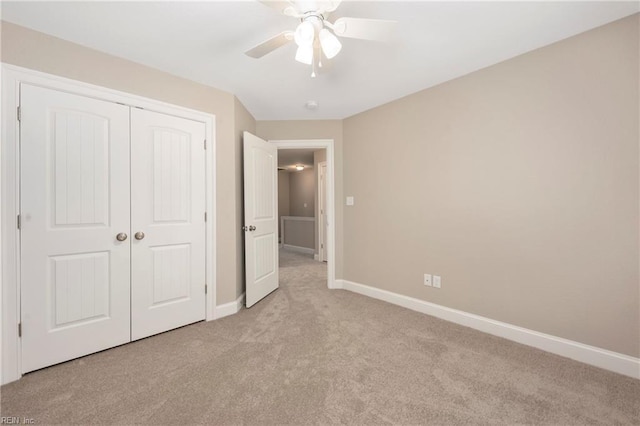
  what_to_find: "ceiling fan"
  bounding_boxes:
[245,0,397,77]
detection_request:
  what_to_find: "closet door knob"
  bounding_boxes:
[134,231,145,240]
[116,233,128,241]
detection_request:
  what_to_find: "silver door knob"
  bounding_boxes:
[116,232,128,241]
[134,231,145,240]
[249,225,256,231]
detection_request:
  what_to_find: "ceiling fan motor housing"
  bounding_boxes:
[295,13,325,46]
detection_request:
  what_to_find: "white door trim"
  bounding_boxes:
[270,140,336,289]
[0,63,217,385]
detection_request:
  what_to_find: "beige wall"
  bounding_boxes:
[288,168,315,217]
[256,120,344,277]
[278,168,315,250]
[343,15,639,357]
[282,219,315,249]
[285,168,316,250]
[1,21,254,305]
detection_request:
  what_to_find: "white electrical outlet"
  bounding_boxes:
[424,274,432,287]
[433,275,441,288]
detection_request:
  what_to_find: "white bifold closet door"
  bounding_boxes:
[130,109,206,341]
[20,85,132,373]
[20,84,206,373]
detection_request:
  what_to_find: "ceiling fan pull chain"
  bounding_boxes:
[311,51,318,77]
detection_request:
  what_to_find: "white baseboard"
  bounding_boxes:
[282,244,315,255]
[214,292,245,319]
[334,279,640,379]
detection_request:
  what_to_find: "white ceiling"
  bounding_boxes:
[1,1,637,120]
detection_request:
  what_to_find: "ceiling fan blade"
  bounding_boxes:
[258,0,298,16]
[332,17,397,42]
[319,0,342,13]
[245,31,294,58]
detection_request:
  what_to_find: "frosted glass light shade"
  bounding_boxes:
[319,28,342,59]
[294,21,315,47]
[295,45,313,64]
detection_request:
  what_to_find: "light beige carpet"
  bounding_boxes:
[1,249,639,425]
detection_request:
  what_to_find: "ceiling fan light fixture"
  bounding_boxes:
[295,45,314,64]
[319,28,342,59]
[247,2,397,79]
[294,21,315,47]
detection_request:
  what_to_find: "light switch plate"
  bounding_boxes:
[433,275,441,288]
[346,196,354,206]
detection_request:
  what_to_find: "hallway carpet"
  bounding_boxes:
[1,249,638,425]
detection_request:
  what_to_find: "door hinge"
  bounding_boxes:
[204,212,207,222]
[17,214,21,230]
[205,284,208,294]
[18,322,22,338]
[17,106,21,122]
[321,243,324,249]
[204,139,207,150]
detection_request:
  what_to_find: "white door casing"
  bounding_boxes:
[243,132,279,308]
[130,109,206,340]
[20,84,131,373]
[318,161,328,262]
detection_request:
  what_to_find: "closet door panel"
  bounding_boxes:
[130,109,206,340]
[20,84,131,373]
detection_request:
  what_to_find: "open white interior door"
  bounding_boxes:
[243,132,279,308]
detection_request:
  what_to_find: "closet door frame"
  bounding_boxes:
[0,63,217,385]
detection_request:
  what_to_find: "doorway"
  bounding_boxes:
[271,139,336,290]
[277,149,319,257]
